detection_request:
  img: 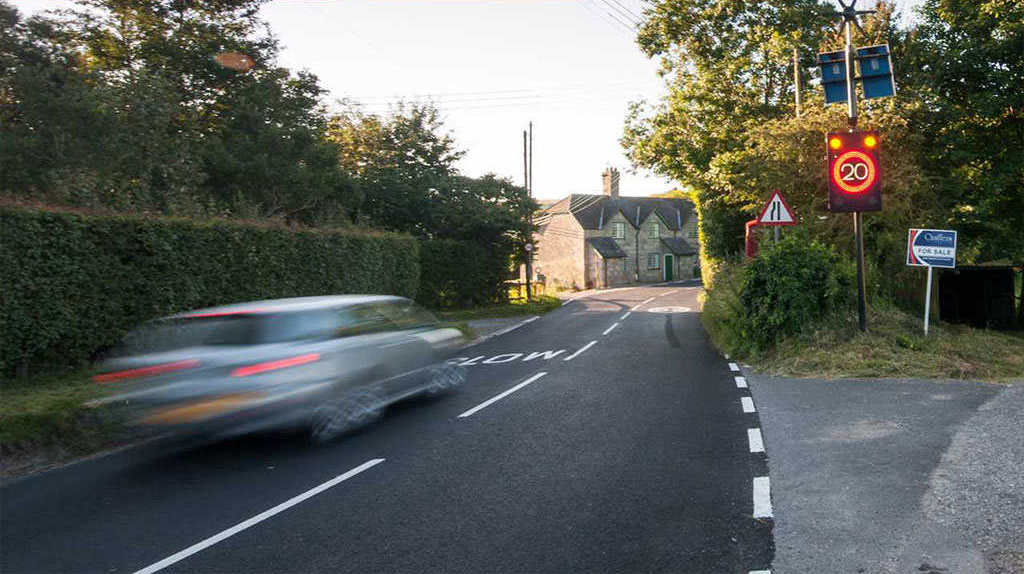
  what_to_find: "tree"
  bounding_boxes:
[0,0,357,222]
[901,0,1024,262]
[328,103,465,235]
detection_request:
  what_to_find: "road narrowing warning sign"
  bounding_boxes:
[757,190,796,226]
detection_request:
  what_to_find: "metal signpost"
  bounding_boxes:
[817,0,896,332]
[756,190,797,243]
[906,229,957,335]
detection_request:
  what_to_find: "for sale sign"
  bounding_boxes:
[906,229,957,268]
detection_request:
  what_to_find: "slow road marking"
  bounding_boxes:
[457,372,547,418]
[747,428,765,453]
[753,476,773,518]
[133,458,385,574]
[741,397,756,413]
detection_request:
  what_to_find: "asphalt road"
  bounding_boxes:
[1,282,773,574]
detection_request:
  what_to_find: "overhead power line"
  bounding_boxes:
[606,0,644,23]
[575,0,635,36]
[596,0,641,27]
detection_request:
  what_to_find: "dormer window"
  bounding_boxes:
[612,222,625,239]
[648,223,660,239]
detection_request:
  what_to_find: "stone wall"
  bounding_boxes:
[534,211,585,290]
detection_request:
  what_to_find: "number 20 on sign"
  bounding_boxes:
[827,130,882,213]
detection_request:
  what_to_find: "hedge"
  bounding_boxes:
[418,239,510,309]
[738,236,855,352]
[0,206,419,377]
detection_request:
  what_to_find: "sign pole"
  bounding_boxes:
[907,228,957,335]
[843,4,868,332]
[923,265,932,336]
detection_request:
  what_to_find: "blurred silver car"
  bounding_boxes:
[91,295,466,442]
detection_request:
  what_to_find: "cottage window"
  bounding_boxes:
[648,223,660,238]
[612,222,625,239]
[647,253,661,269]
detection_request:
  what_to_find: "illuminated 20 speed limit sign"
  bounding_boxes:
[827,130,882,212]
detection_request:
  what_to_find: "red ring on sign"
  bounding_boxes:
[832,150,877,194]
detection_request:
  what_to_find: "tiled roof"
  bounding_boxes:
[540,194,694,231]
[586,237,628,258]
[661,237,697,255]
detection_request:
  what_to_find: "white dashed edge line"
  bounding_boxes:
[735,376,747,389]
[729,362,740,372]
[741,396,756,413]
[747,428,765,453]
[753,476,773,518]
[460,316,539,349]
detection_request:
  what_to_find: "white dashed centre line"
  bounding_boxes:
[132,458,386,574]
[602,322,620,336]
[457,372,547,418]
[749,570,772,574]
[729,362,740,372]
[753,476,773,518]
[735,376,748,388]
[741,397,756,413]
[747,428,765,453]
[620,311,631,320]
[563,341,597,361]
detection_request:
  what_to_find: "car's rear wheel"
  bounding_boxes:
[309,391,382,443]
[425,362,466,395]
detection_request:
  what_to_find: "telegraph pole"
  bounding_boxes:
[793,46,802,118]
[523,128,533,301]
[527,122,534,301]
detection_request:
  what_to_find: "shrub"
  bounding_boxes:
[418,239,510,308]
[0,206,418,378]
[738,236,855,353]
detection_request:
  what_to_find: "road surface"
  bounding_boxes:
[1,283,773,573]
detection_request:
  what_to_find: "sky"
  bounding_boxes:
[20,0,926,200]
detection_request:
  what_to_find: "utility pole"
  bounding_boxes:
[523,128,533,302]
[528,122,534,301]
[793,46,802,118]
[838,0,874,332]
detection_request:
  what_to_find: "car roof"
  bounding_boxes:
[169,295,409,319]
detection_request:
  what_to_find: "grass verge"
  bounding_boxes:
[1,370,132,479]
[702,263,1024,381]
[753,304,1024,380]
[437,294,562,322]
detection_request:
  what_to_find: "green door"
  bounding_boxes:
[664,254,673,281]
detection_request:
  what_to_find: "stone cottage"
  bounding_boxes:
[532,168,699,290]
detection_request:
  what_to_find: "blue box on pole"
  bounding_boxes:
[817,50,848,104]
[856,44,896,99]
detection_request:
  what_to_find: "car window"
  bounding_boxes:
[376,301,439,330]
[334,304,394,337]
[114,315,264,355]
[260,310,340,343]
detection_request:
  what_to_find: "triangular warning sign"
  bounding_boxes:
[757,190,796,226]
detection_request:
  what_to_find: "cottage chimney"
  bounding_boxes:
[602,167,620,199]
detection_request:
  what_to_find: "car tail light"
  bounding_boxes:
[93,359,200,383]
[230,353,321,377]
